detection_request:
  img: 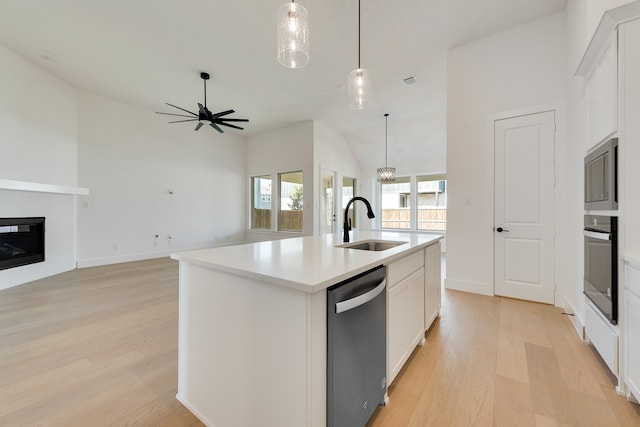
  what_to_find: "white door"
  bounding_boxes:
[494,111,555,304]
[321,169,336,234]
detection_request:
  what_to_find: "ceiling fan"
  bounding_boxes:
[156,72,248,133]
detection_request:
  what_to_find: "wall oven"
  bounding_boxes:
[583,215,618,324]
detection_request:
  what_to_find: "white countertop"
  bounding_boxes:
[171,231,443,293]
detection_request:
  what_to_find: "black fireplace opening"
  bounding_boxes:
[0,217,45,271]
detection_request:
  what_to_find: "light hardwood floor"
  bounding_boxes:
[1,258,639,426]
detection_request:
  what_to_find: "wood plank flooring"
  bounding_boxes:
[0,258,202,427]
[368,288,640,427]
[1,258,639,426]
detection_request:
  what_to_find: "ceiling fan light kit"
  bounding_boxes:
[156,72,248,134]
[277,0,309,68]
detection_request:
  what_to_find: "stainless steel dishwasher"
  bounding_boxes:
[327,265,387,427]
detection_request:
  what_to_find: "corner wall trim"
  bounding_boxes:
[444,278,493,296]
[76,242,242,268]
[563,294,586,340]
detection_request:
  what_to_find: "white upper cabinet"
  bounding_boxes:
[586,31,618,151]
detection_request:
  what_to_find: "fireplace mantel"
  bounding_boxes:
[0,179,89,196]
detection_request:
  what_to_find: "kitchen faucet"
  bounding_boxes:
[343,196,375,242]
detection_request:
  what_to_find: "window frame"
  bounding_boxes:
[250,174,273,230]
[277,170,304,233]
[379,174,447,232]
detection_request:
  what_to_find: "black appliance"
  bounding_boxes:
[583,215,617,324]
[0,217,45,270]
[585,138,618,211]
[327,265,386,427]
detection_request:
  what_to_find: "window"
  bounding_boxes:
[279,171,303,232]
[380,177,411,229]
[417,175,447,231]
[251,175,272,229]
[342,177,357,228]
[380,175,446,232]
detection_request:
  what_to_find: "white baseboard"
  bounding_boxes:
[444,278,493,296]
[176,393,215,427]
[561,294,585,340]
[76,241,243,268]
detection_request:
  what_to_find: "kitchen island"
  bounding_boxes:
[171,231,443,427]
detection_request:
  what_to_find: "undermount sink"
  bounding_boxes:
[337,240,406,251]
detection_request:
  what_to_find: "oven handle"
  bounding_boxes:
[583,230,611,241]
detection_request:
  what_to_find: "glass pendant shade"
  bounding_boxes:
[377,166,396,182]
[277,2,309,68]
[348,68,372,110]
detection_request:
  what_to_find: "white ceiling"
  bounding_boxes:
[0,0,567,173]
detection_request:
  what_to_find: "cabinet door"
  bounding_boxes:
[626,290,640,401]
[587,31,618,149]
[407,268,425,348]
[388,268,424,385]
[388,278,410,384]
[425,242,441,331]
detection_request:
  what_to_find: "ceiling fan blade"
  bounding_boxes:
[168,119,199,123]
[217,122,244,130]
[210,123,224,133]
[165,103,198,116]
[194,122,204,131]
[216,118,249,122]
[198,103,208,116]
[156,111,197,118]
[210,109,235,119]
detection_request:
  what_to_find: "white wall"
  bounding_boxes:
[446,12,567,296]
[245,121,314,242]
[76,92,246,267]
[312,121,361,235]
[358,109,447,236]
[0,44,79,289]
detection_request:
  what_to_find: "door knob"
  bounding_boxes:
[496,227,509,233]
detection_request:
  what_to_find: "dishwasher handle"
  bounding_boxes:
[584,230,611,241]
[335,280,386,314]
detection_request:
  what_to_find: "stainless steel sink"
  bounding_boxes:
[337,240,406,251]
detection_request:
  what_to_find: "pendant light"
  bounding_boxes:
[348,0,371,109]
[377,114,396,182]
[277,1,309,68]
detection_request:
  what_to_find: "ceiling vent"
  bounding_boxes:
[402,76,418,85]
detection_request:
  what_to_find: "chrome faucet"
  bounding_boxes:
[343,196,375,242]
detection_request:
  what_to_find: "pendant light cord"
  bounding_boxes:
[384,113,389,167]
[358,0,361,69]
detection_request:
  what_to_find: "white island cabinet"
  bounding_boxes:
[387,250,425,385]
[171,231,442,427]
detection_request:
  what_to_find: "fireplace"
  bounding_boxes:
[0,217,45,270]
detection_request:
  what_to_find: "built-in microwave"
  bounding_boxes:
[585,138,618,211]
